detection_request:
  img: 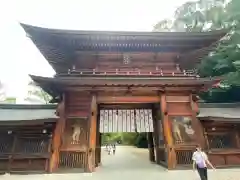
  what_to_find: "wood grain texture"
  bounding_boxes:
[49,99,66,172]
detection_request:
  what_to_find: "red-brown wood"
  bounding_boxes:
[86,95,97,172]
[160,93,175,169]
[49,100,65,172]
[97,95,161,103]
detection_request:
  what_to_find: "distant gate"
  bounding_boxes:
[99,109,154,133]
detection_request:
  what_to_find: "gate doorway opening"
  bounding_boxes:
[99,135,156,171]
[95,103,166,171]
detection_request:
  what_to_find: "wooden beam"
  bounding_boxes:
[98,133,102,165]
[95,130,100,167]
[64,86,164,92]
[160,93,175,169]
[147,132,155,162]
[97,95,160,103]
[49,98,66,173]
[86,94,97,172]
[190,94,206,148]
[235,130,240,149]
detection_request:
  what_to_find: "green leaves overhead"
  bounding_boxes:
[25,81,52,104]
[154,0,240,102]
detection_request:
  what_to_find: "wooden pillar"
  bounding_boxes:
[235,128,240,148]
[95,126,100,167]
[152,104,161,165]
[95,109,102,167]
[95,133,102,166]
[160,93,175,169]
[86,94,97,172]
[190,94,206,148]
[98,133,102,165]
[49,99,66,173]
[95,132,99,167]
[147,132,155,162]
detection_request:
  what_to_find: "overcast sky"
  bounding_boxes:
[0,0,192,102]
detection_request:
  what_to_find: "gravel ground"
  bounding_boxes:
[1,146,239,180]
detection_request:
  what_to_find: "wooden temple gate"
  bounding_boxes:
[20,23,226,173]
[49,93,204,172]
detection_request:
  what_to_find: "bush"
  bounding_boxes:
[134,133,148,148]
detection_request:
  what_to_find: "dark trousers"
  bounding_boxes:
[197,167,208,180]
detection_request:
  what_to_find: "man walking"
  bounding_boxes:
[192,145,215,180]
[112,143,116,155]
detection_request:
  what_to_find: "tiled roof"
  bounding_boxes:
[20,23,228,73]
[0,104,58,121]
[198,103,240,119]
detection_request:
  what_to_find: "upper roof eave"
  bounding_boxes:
[20,23,228,40]
[20,23,229,74]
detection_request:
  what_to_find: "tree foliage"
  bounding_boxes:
[25,81,52,104]
[0,81,6,102]
[154,0,240,102]
[102,133,139,145]
[101,132,148,148]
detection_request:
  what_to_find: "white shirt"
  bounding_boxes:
[192,151,208,167]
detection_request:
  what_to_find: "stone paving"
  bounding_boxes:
[1,146,240,180]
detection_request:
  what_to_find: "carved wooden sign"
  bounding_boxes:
[61,118,88,151]
[71,121,84,144]
[170,116,195,144]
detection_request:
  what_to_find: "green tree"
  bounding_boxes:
[3,97,17,104]
[154,0,240,102]
[25,81,52,104]
[101,132,140,146]
[0,81,6,101]
[154,0,227,32]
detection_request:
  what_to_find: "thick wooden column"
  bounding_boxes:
[235,130,240,148]
[147,132,155,162]
[152,109,159,164]
[95,125,100,167]
[95,132,102,166]
[160,93,175,169]
[86,94,97,172]
[190,94,205,148]
[49,99,66,173]
[98,133,102,165]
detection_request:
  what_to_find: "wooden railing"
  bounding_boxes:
[207,133,236,149]
[59,151,86,169]
[57,69,197,77]
[175,149,193,165]
[0,132,52,174]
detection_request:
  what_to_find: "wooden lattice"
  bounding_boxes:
[14,136,50,154]
[0,130,53,174]
[176,150,193,165]
[208,134,236,149]
[59,151,86,169]
[0,135,13,155]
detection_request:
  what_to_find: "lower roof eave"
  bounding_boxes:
[30,75,220,101]
[30,75,219,87]
[0,118,57,126]
[30,75,219,103]
[198,116,240,122]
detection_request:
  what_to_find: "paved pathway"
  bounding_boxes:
[1,146,240,180]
